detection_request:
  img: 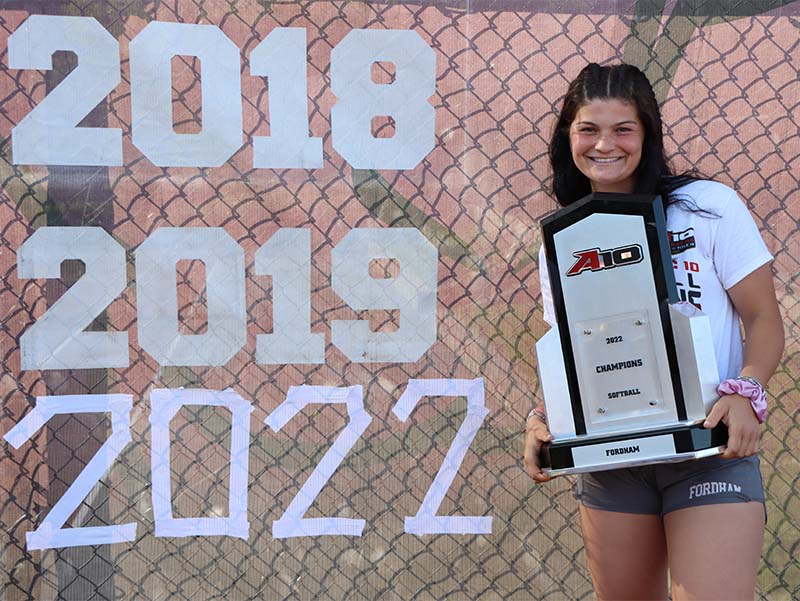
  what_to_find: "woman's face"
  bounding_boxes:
[569,99,645,194]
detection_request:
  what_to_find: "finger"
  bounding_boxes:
[526,460,552,482]
[740,429,754,457]
[527,452,552,482]
[746,429,761,457]
[533,445,554,482]
[721,430,735,458]
[523,433,540,476]
[736,425,759,458]
[533,441,553,481]
[523,433,552,482]
[723,427,742,459]
[704,404,726,429]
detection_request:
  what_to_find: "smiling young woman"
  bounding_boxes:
[568,99,644,194]
[523,63,785,600]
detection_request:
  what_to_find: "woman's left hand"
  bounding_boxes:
[703,394,761,458]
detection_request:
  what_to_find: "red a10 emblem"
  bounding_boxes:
[566,243,644,277]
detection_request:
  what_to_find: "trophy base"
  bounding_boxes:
[540,422,728,476]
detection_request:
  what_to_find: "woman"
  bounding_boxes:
[523,63,784,600]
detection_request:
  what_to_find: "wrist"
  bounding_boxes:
[527,406,547,425]
[717,376,767,423]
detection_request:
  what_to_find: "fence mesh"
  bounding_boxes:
[1,1,799,599]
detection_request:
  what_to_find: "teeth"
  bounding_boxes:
[590,157,621,163]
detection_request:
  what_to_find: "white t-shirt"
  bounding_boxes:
[539,180,772,381]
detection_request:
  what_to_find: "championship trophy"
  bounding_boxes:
[536,193,727,475]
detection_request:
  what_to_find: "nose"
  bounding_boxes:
[595,133,614,152]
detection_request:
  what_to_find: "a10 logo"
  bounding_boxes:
[8,16,435,169]
[566,244,644,277]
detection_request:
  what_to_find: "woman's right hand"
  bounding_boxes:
[523,415,554,483]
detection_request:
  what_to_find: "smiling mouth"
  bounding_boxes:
[588,157,623,163]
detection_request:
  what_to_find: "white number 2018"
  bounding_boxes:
[9,17,435,170]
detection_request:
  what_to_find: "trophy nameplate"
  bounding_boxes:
[536,193,726,475]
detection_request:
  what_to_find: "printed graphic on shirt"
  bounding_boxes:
[668,228,696,254]
[672,257,703,309]
[688,481,742,499]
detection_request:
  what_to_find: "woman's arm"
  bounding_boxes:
[523,246,557,482]
[523,411,553,482]
[727,263,785,385]
[703,263,785,458]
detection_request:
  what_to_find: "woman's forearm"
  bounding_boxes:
[739,310,785,387]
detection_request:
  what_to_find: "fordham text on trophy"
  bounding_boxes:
[536,192,727,476]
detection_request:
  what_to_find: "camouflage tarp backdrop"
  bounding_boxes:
[0,1,798,599]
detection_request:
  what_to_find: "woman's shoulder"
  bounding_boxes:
[672,178,735,199]
[669,179,740,214]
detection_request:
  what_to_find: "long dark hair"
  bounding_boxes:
[549,63,699,208]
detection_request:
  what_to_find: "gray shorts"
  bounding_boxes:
[575,454,765,517]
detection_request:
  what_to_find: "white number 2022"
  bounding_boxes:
[9,16,435,170]
[4,380,491,548]
[17,226,437,369]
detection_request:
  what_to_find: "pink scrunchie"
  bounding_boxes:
[717,378,767,424]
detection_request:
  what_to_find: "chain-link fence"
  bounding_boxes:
[1,1,798,599]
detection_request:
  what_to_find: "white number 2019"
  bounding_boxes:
[18,226,437,369]
[9,16,435,169]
